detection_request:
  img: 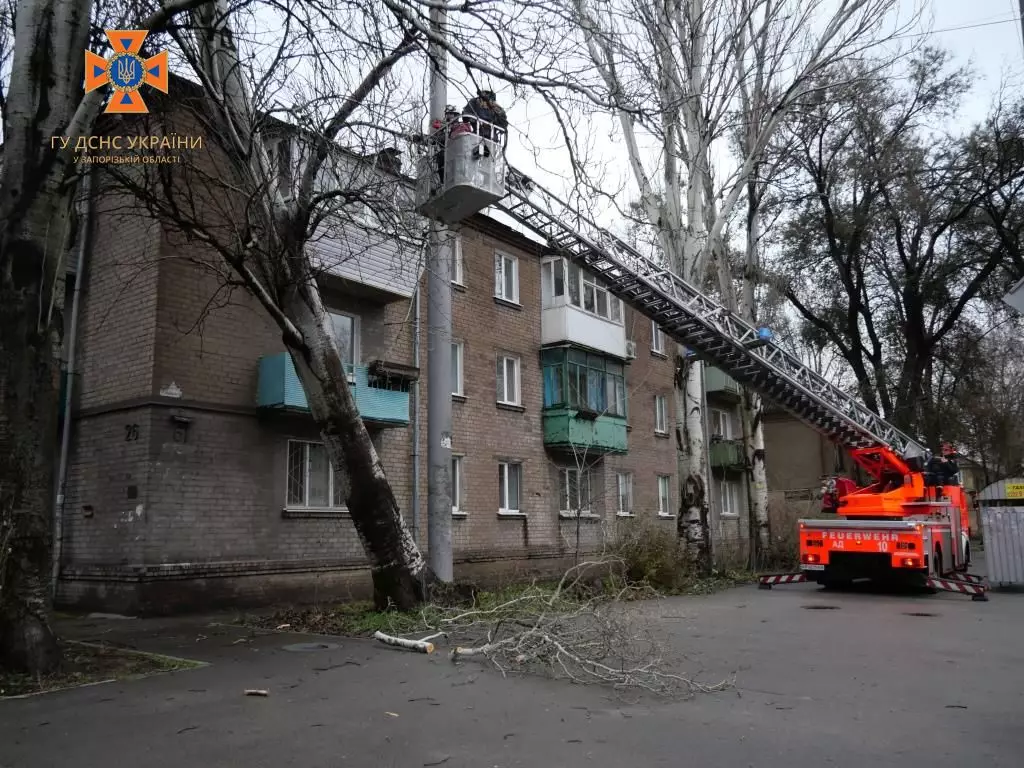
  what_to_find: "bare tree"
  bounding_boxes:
[0,0,217,675]
[553,0,908,563]
[764,50,1024,443]
[101,0,612,611]
[96,0,438,610]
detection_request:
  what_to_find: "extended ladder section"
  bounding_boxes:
[496,171,925,458]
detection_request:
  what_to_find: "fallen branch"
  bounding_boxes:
[371,558,731,698]
[374,630,435,654]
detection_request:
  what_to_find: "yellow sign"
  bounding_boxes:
[1006,483,1024,499]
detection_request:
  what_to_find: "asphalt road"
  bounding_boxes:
[3,575,1023,768]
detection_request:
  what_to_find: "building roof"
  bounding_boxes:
[110,73,544,297]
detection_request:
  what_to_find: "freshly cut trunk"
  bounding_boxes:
[676,357,710,569]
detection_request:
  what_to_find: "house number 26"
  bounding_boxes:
[125,424,140,441]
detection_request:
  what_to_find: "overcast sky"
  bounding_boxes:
[465,0,1024,239]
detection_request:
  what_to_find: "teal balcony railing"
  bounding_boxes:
[542,408,628,454]
[705,366,742,399]
[709,439,745,470]
[257,353,409,426]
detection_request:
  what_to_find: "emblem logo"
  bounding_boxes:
[85,30,169,114]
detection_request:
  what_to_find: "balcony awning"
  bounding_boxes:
[369,359,419,383]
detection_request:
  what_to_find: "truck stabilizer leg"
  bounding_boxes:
[953,572,987,585]
[758,573,808,590]
[927,576,989,601]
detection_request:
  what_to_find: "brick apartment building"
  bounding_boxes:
[55,105,700,612]
[51,89,824,613]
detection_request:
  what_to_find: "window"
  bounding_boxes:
[709,408,732,439]
[452,235,465,285]
[452,455,464,515]
[559,468,592,516]
[496,354,521,405]
[498,461,522,514]
[266,136,293,188]
[541,257,623,323]
[658,475,672,517]
[328,311,359,367]
[494,251,519,303]
[651,321,665,354]
[616,472,634,516]
[452,341,464,397]
[541,258,566,307]
[718,478,740,517]
[286,440,347,509]
[540,348,626,416]
[655,394,668,434]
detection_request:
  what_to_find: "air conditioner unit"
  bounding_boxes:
[624,340,637,360]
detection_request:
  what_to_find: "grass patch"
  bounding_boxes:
[667,569,756,595]
[240,581,574,638]
[0,641,203,698]
[242,601,438,638]
[239,570,750,641]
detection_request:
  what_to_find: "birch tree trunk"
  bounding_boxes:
[676,357,709,568]
[0,0,93,674]
[280,279,430,609]
[740,199,769,560]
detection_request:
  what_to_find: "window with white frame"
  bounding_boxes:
[452,341,464,396]
[328,311,359,367]
[494,251,519,303]
[452,234,465,285]
[654,394,668,434]
[616,472,634,516]
[498,461,522,513]
[651,321,665,354]
[709,408,732,439]
[540,257,623,323]
[286,440,347,509]
[718,478,741,517]
[559,467,592,516]
[658,475,672,517]
[452,455,464,515]
[496,354,521,405]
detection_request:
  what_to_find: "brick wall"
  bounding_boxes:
[763,411,849,491]
[413,224,682,566]
[76,186,161,408]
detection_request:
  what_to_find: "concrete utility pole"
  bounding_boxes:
[1019,0,1024,58]
[425,3,454,581]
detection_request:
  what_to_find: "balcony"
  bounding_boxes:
[542,305,626,359]
[709,439,745,471]
[705,366,742,401]
[540,257,627,359]
[257,352,410,427]
[542,408,628,455]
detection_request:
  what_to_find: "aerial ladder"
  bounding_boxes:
[414,120,988,601]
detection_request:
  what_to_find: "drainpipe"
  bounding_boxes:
[410,243,425,553]
[409,286,421,544]
[700,361,715,567]
[52,168,95,599]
